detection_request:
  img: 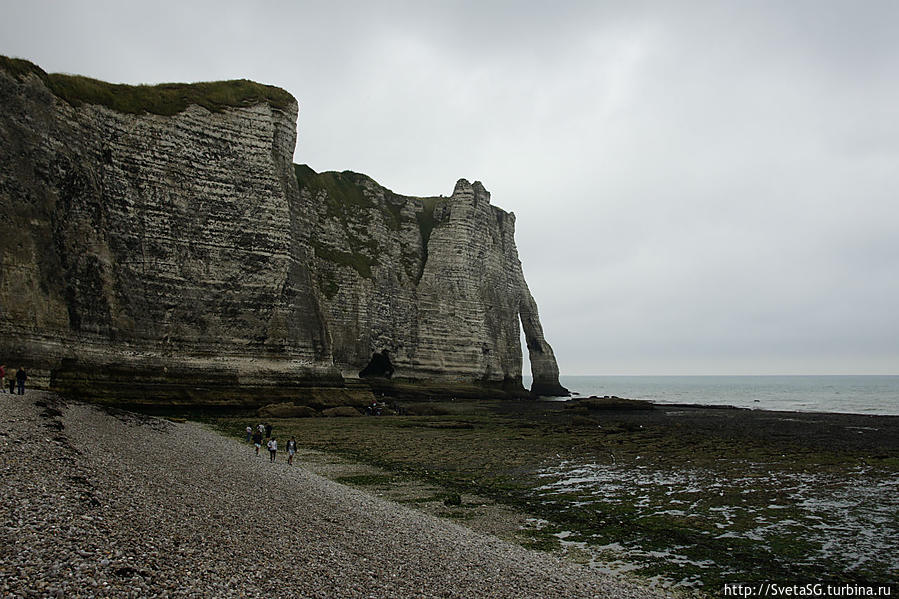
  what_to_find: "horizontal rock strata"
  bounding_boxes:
[300,169,567,396]
[0,59,332,402]
[0,57,568,403]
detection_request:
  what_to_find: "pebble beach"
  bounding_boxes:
[0,392,668,598]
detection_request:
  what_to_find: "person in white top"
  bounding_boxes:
[286,437,297,465]
[267,438,278,463]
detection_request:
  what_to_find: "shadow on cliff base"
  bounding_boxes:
[356,348,529,400]
[529,380,571,397]
[358,350,395,379]
[48,357,535,407]
[49,359,350,408]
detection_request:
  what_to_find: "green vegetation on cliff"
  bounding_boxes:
[0,55,295,115]
[415,197,441,282]
[311,243,376,279]
[294,164,445,284]
[416,197,440,246]
[295,165,381,280]
[294,164,375,217]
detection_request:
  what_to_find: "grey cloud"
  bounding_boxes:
[2,0,897,374]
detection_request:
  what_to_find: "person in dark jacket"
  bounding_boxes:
[252,430,263,456]
[15,368,26,395]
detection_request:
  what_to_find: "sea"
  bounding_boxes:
[523,375,899,416]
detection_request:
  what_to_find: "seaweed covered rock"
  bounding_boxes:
[258,403,319,418]
[322,406,361,417]
[564,396,655,411]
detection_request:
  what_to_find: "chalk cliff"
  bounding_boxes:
[0,57,568,404]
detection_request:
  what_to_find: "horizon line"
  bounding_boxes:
[522,373,899,378]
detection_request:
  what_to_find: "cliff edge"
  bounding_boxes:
[0,57,568,404]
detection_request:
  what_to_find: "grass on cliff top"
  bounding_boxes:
[1,55,295,115]
[294,164,375,216]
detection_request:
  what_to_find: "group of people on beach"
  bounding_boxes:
[0,365,27,395]
[246,422,298,466]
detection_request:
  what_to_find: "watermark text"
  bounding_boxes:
[723,583,893,597]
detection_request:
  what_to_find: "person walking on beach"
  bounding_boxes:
[267,437,277,463]
[264,423,273,439]
[257,423,265,438]
[15,367,26,395]
[245,426,252,443]
[286,437,297,466]
[0,365,5,393]
[7,368,15,395]
[252,429,263,456]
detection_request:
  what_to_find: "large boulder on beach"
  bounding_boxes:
[564,396,655,411]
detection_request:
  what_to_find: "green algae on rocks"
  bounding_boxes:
[212,400,899,593]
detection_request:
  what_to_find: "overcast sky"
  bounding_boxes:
[3,1,897,375]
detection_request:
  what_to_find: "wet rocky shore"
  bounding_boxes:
[214,398,898,590]
[0,391,667,598]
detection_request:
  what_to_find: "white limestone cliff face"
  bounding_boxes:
[301,172,568,395]
[0,58,567,402]
[0,63,336,400]
[415,180,525,385]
